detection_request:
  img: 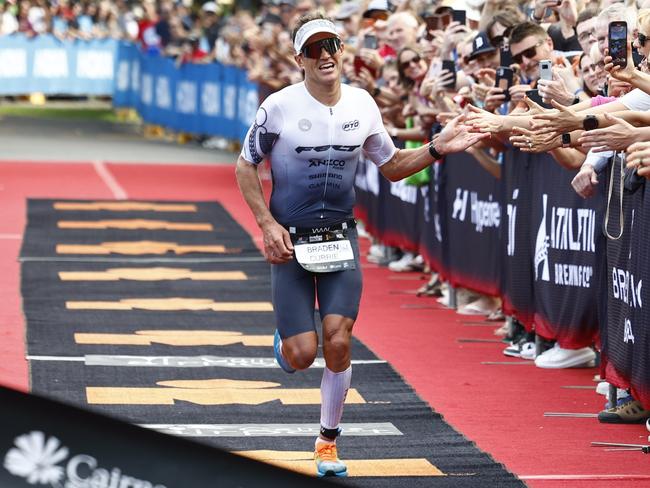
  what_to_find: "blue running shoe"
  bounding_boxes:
[314,443,347,477]
[274,330,295,374]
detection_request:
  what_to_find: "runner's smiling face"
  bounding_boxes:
[296,32,344,85]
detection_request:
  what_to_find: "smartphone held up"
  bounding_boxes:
[608,21,627,68]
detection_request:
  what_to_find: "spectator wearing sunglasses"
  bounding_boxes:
[510,21,587,106]
[509,22,557,82]
[485,8,524,49]
[236,11,486,480]
[634,8,650,70]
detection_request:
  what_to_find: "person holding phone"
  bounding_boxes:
[236,12,487,478]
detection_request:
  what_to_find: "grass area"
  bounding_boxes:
[0,105,123,123]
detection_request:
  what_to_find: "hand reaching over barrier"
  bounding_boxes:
[509,126,559,153]
[530,99,581,137]
[466,105,505,135]
[578,113,641,152]
[627,141,650,179]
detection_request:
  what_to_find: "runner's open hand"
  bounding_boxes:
[436,114,490,154]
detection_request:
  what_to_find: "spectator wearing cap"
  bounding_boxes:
[334,1,359,44]
[467,32,504,112]
[362,0,390,23]
[467,31,498,70]
[201,1,222,54]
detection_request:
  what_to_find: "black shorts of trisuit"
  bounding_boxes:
[271,228,362,339]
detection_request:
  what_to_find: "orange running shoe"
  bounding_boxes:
[314,442,347,477]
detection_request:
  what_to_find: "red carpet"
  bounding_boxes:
[3,160,650,487]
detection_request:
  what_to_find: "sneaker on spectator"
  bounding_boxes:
[503,340,536,359]
[388,253,424,272]
[534,343,596,369]
[598,398,650,424]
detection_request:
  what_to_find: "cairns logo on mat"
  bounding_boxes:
[3,431,166,488]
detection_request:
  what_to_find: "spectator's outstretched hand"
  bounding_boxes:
[509,126,559,153]
[437,114,490,154]
[626,141,650,179]
[523,95,545,115]
[571,164,599,198]
[578,113,639,152]
[465,105,505,134]
[530,99,580,136]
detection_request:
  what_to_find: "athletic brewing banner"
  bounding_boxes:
[529,154,603,348]
[603,157,650,409]
[354,150,602,347]
[0,387,325,487]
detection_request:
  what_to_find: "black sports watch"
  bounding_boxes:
[582,115,599,131]
[561,133,571,148]
[428,140,443,160]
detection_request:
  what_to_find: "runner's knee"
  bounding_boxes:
[284,340,318,370]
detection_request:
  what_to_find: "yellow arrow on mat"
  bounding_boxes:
[234,451,444,477]
[57,220,213,231]
[87,379,365,406]
[67,298,273,312]
[54,202,198,212]
[56,241,233,255]
[59,268,248,281]
[75,330,272,346]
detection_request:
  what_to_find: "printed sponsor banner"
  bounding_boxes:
[0,386,324,487]
[442,153,502,296]
[419,163,446,275]
[603,158,650,408]
[529,154,603,348]
[354,150,605,350]
[500,150,534,327]
[0,34,117,95]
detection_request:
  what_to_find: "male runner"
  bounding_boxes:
[235,12,486,478]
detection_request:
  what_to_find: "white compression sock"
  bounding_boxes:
[320,365,352,436]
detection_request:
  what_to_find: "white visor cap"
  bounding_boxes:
[293,19,340,54]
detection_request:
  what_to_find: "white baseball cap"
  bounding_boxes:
[293,19,340,54]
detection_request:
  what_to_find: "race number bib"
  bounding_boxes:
[293,230,356,273]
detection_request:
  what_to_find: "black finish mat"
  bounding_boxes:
[20,199,260,260]
[21,199,524,487]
